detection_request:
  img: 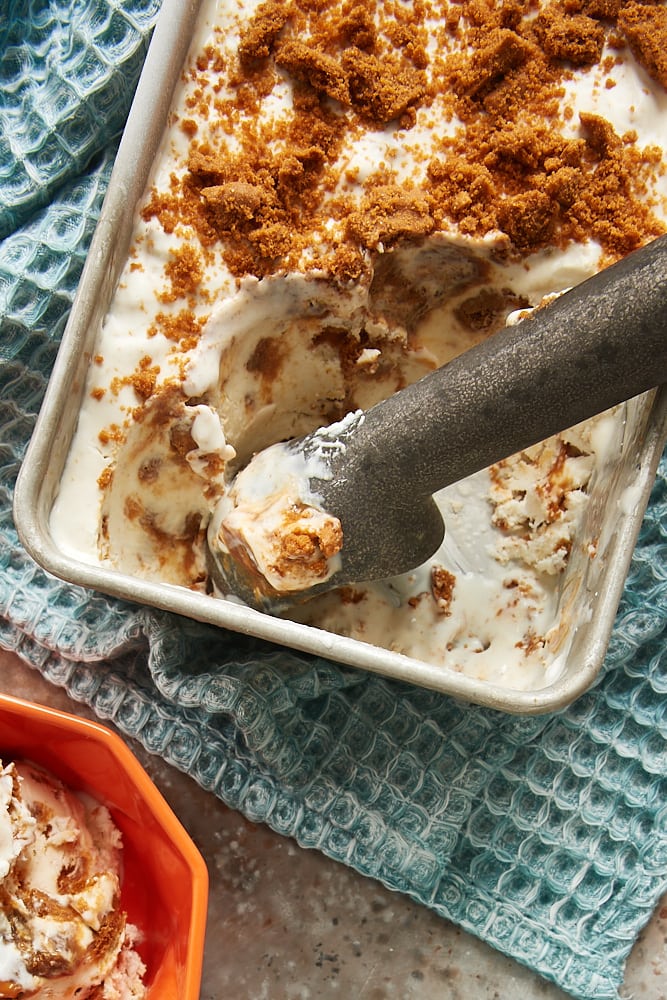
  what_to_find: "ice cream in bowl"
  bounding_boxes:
[0,693,208,999]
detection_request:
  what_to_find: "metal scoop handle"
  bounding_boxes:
[311,235,667,582]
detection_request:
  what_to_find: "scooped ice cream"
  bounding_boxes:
[50,0,667,691]
[0,760,146,999]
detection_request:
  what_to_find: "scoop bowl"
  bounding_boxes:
[0,692,209,1000]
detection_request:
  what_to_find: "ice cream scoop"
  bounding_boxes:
[207,235,667,612]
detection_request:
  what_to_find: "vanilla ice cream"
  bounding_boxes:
[50,0,667,691]
[0,760,146,999]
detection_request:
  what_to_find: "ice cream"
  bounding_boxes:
[207,419,351,601]
[50,0,667,691]
[0,760,146,999]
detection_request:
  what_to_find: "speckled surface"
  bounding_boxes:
[0,648,665,999]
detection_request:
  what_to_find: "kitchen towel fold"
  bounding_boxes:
[1,4,667,998]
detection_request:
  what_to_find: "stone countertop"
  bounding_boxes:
[0,647,664,999]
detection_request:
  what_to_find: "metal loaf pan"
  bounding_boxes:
[13,0,667,715]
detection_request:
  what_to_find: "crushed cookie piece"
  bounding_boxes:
[129,368,159,401]
[337,3,377,50]
[580,111,621,156]
[543,165,583,209]
[196,43,226,75]
[238,0,293,63]
[342,48,425,122]
[450,28,533,98]
[445,6,461,34]
[427,155,496,231]
[499,0,527,31]
[187,149,226,180]
[582,0,621,20]
[346,185,434,248]
[431,566,456,616]
[201,181,274,226]
[159,245,203,303]
[535,7,606,66]
[497,190,556,250]
[276,40,350,103]
[98,424,124,446]
[149,309,207,350]
[618,2,667,89]
[180,117,198,137]
[248,220,294,260]
[383,18,429,70]
[129,357,160,401]
[97,466,113,490]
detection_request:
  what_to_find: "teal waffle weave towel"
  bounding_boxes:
[2,4,667,998]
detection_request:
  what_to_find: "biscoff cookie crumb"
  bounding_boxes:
[238,0,292,63]
[582,0,621,20]
[431,565,456,616]
[497,189,556,250]
[449,27,533,98]
[342,47,425,123]
[618,2,667,88]
[275,40,350,102]
[579,111,620,156]
[158,245,203,303]
[534,6,605,66]
[200,181,274,227]
[336,3,377,51]
[346,184,435,249]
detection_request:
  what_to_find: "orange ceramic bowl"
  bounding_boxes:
[0,692,208,1000]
